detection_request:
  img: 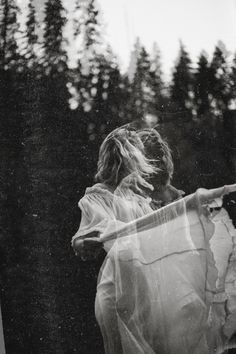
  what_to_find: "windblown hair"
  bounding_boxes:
[95,127,157,188]
[138,128,174,187]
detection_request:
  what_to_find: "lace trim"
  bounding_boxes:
[85,183,115,198]
[85,183,152,204]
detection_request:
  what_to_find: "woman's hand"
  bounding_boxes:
[73,232,103,261]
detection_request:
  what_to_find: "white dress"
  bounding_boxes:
[72,183,236,354]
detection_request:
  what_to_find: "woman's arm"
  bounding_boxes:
[100,184,236,243]
[72,192,112,260]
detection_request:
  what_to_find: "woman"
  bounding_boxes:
[72,127,155,254]
[72,126,236,353]
[72,126,179,261]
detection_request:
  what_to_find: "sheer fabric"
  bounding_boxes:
[71,182,153,251]
[73,184,236,354]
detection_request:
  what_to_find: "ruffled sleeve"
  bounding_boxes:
[71,186,126,251]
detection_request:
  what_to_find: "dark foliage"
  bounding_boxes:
[193,52,211,116]
[170,42,193,117]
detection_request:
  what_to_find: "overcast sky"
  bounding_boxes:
[98,0,236,76]
[18,0,236,77]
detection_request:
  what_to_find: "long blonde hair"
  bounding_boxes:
[138,128,174,187]
[95,127,157,188]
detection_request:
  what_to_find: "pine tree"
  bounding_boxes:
[43,0,67,74]
[149,43,165,117]
[92,47,128,134]
[230,52,236,102]
[209,41,231,114]
[71,0,127,143]
[128,37,142,82]
[25,0,38,68]
[170,42,193,117]
[130,45,153,119]
[194,52,211,116]
[72,0,107,113]
[73,0,82,38]
[127,40,165,122]
[0,0,20,69]
[192,52,219,157]
[84,0,101,48]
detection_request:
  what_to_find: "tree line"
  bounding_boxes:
[0,0,235,353]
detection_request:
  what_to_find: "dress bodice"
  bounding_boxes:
[71,183,153,246]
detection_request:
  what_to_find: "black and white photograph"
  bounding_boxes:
[0,0,236,353]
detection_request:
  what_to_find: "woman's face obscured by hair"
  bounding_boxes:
[138,128,174,188]
[95,127,157,188]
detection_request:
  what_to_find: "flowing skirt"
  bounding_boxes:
[96,196,236,353]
